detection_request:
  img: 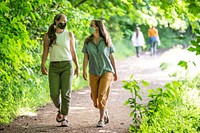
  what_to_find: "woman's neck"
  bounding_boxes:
[56,28,64,33]
[93,32,100,44]
[93,31,100,39]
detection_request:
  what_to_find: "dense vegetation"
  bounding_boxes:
[123,72,200,132]
[0,0,199,127]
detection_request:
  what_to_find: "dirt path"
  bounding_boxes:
[0,51,171,133]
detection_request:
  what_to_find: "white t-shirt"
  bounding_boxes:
[131,31,145,47]
[49,30,72,61]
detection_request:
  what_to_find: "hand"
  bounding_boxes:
[113,73,118,81]
[83,71,88,81]
[74,67,79,78]
[41,65,48,75]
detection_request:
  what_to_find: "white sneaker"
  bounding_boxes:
[97,120,105,127]
[61,119,69,127]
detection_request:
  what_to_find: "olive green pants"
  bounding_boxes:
[49,61,73,115]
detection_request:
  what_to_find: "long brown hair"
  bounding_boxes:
[85,20,112,47]
[136,27,140,38]
[47,14,66,46]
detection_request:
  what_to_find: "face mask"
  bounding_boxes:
[58,23,66,29]
[89,27,96,34]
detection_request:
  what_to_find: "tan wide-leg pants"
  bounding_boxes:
[89,72,113,109]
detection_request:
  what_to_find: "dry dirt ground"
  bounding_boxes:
[0,50,172,133]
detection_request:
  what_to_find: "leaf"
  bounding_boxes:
[192,61,196,66]
[142,80,150,87]
[187,46,196,52]
[171,81,180,88]
[130,111,135,117]
[0,2,10,13]
[136,104,142,109]
[178,60,188,69]
[136,93,142,100]
[130,74,134,80]
[124,100,130,106]
[128,98,136,104]
[191,40,198,46]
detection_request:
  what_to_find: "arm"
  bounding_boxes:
[69,31,79,77]
[156,29,159,37]
[141,32,145,45]
[41,33,49,75]
[148,29,151,37]
[83,53,89,81]
[131,32,135,45]
[109,53,118,81]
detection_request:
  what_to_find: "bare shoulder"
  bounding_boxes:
[68,31,74,37]
[44,32,49,40]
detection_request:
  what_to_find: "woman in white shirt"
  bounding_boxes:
[131,26,145,57]
[41,14,79,127]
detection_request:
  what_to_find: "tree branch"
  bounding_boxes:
[74,0,87,8]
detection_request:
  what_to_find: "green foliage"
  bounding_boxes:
[123,75,150,132]
[178,60,188,69]
[187,29,200,55]
[141,79,200,133]
[123,75,200,133]
[157,27,193,48]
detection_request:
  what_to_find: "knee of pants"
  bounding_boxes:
[98,99,106,109]
[50,93,60,100]
[98,94,107,108]
[61,92,71,100]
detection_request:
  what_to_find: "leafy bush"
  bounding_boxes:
[123,75,150,132]
[123,75,200,133]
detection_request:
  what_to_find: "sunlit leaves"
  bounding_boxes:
[0,1,10,13]
[178,60,188,69]
[188,33,200,55]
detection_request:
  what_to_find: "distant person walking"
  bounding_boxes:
[148,26,160,56]
[41,14,79,127]
[131,26,145,57]
[82,20,118,127]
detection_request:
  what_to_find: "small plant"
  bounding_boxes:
[123,75,149,132]
[123,74,200,133]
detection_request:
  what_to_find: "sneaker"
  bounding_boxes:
[56,111,62,123]
[97,120,105,127]
[61,119,69,127]
[104,109,109,124]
